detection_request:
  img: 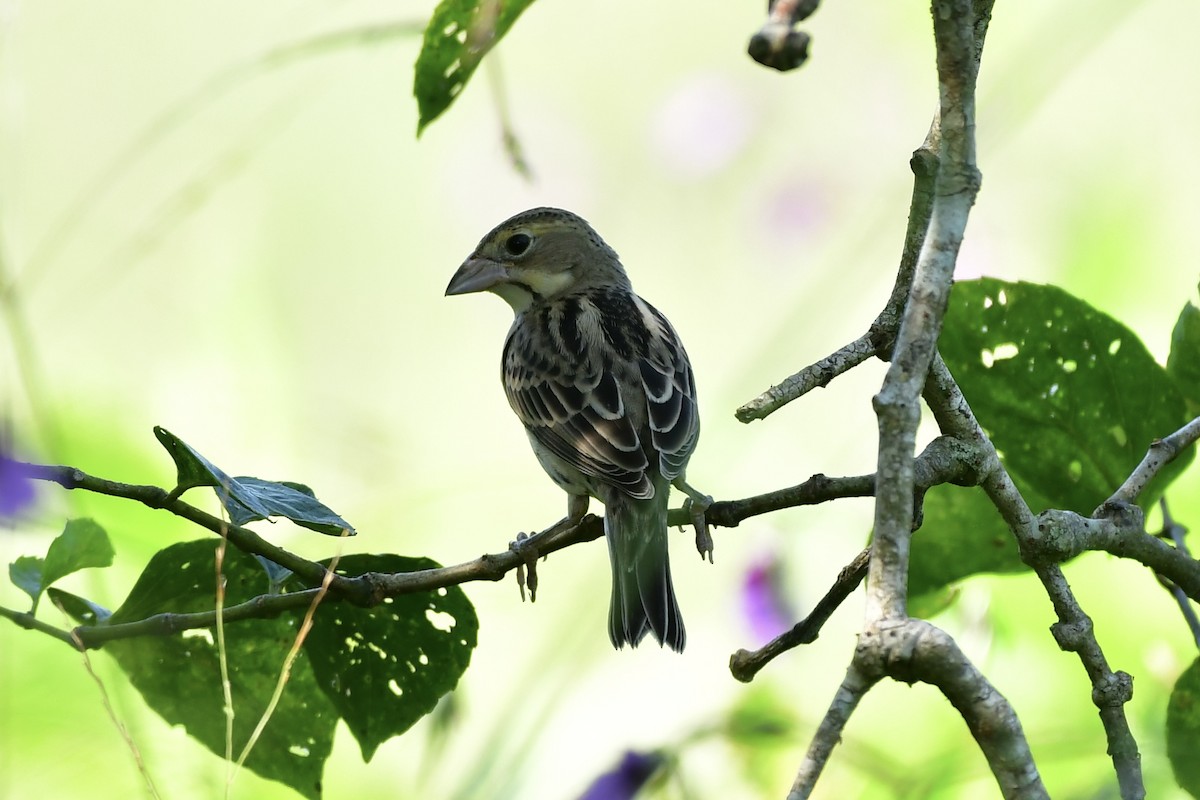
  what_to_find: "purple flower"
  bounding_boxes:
[0,453,36,520]
[742,555,795,645]
[578,751,662,800]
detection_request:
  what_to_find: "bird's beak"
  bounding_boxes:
[445,256,510,296]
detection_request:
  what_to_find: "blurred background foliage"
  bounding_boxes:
[1,0,1199,797]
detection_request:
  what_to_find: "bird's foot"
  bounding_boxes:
[509,532,539,602]
[677,480,714,563]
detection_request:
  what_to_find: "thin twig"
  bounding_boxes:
[1157,499,1200,649]
[730,548,870,683]
[1106,415,1200,508]
[735,133,941,423]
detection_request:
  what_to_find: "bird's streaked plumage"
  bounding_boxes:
[446,207,700,651]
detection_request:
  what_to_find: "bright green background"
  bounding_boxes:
[2,1,1199,798]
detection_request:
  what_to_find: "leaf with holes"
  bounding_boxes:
[107,539,338,800]
[910,279,1192,596]
[154,426,354,536]
[414,0,539,134]
[1168,657,1200,798]
[300,554,478,761]
[1168,297,1200,410]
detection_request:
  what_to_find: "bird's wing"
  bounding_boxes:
[504,317,654,499]
[636,298,699,481]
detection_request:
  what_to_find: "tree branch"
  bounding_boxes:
[735,147,940,423]
[786,3,1048,798]
[922,355,1147,797]
[787,660,876,799]
[730,547,869,683]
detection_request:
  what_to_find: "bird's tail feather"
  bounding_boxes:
[604,490,685,652]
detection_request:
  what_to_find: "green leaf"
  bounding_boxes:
[413,0,539,134]
[300,553,478,762]
[1168,657,1200,798]
[912,279,1193,595]
[108,539,337,799]
[154,425,229,493]
[226,477,354,537]
[7,519,114,611]
[154,426,355,536]
[725,686,797,795]
[46,587,112,624]
[42,518,114,588]
[1168,299,1200,410]
[8,555,44,607]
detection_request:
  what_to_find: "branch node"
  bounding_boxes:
[1092,671,1135,709]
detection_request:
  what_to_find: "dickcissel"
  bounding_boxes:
[446,207,708,651]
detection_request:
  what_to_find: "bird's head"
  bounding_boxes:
[445,207,630,313]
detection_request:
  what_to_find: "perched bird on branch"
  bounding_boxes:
[446,207,710,652]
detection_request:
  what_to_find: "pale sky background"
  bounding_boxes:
[2,1,1199,798]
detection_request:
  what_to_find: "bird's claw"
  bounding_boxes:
[682,493,714,563]
[510,532,539,602]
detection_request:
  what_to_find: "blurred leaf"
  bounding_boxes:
[1168,657,1200,798]
[907,584,959,620]
[725,686,795,744]
[301,553,478,762]
[107,539,336,799]
[46,587,112,625]
[414,0,539,134]
[725,686,796,795]
[8,556,43,607]
[154,426,355,536]
[1168,299,1200,410]
[43,519,114,587]
[7,519,114,611]
[912,279,1192,595]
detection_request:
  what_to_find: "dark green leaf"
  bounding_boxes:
[1168,299,1200,410]
[42,518,114,588]
[912,279,1193,595]
[108,539,337,799]
[154,425,232,493]
[226,477,354,537]
[8,555,44,607]
[255,555,295,592]
[46,587,112,624]
[413,0,539,134]
[909,482,1054,598]
[301,554,478,761]
[154,426,354,536]
[1168,657,1200,798]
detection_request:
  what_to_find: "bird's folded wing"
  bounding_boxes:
[505,350,654,498]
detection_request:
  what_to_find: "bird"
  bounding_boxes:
[445,207,709,651]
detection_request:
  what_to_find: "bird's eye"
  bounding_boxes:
[504,233,533,256]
